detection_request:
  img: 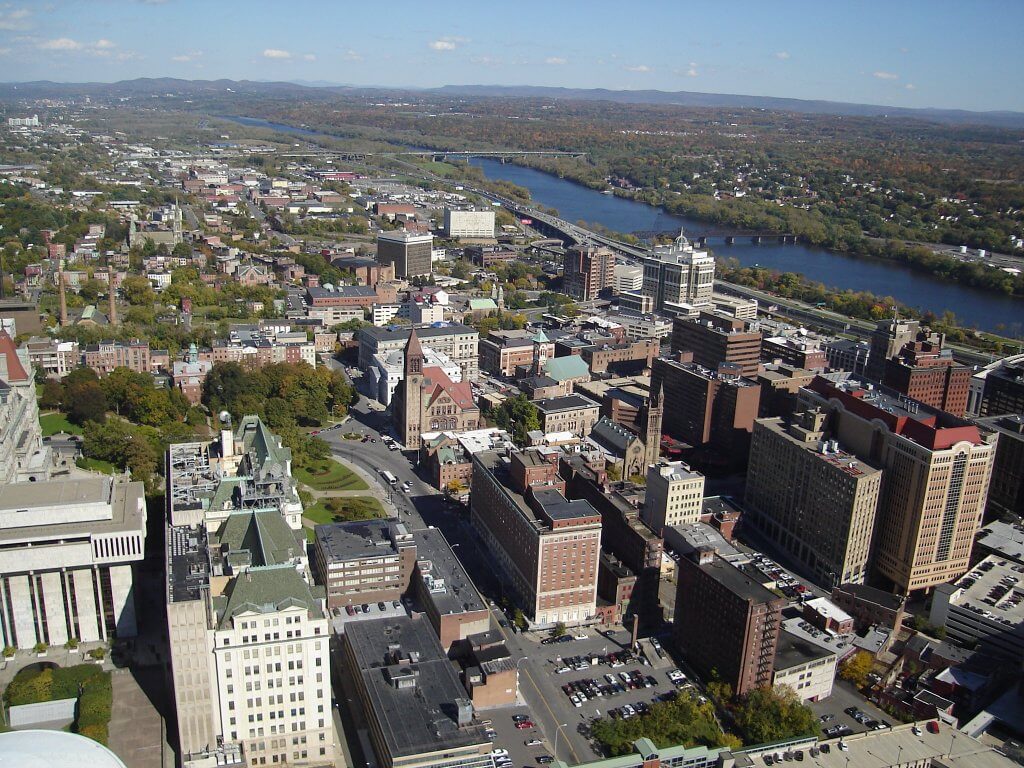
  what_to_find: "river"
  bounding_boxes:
[470,158,1021,335]
[218,116,1018,333]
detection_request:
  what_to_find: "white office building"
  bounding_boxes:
[0,476,146,648]
[641,230,715,314]
[166,417,337,768]
[641,461,706,532]
[444,208,495,239]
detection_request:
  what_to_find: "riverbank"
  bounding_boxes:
[501,155,1024,299]
[468,157,1022,335]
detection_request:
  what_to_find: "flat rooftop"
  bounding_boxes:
[533,394,600,413]
[690,553,780,605]
[0,478,145,544]
[316,520,400,563]
[343,616,490,758]
[975,520,1024,564]
[474,450,600,532]
[947,555,1024,625]
[412,527,486,616]
[773,629,835,672]
[168,524,210,603]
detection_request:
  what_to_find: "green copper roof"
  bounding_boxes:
[215,566,325,629]
[532,327,550,344]
[213,509,303,567]
[543,354,588,381]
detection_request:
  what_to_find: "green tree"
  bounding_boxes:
[491,393,540,447]
[731,686,818,745]
[551,622,567,639]
[513,609,528,632]
[39,379,63,410]
[65,380,108,426]
[120,275,155,306]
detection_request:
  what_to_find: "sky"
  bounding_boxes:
[1,0,1022,112]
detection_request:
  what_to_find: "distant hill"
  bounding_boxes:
[0,78,1021,129]
[433,84,1024,129]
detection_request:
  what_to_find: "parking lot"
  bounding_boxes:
[806,680,892,738]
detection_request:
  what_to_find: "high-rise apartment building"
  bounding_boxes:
[165,417,336,768]
[802,374,997,595]
[745,410,883,586]
[674,548,785,696]
[0,332,51,482]
[641,461,706,534]
[563,244,615,301]
[640,231,715,314]
[470,448,601,627]
[613,263,643,294]
[671,311,762,378]
[651,357,761,465]
[376,231,434,278]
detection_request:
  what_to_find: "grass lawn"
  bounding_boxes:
[39,412,82,437]
[294,458,368,491]
[303,496,385,525]
[76,457,117,475]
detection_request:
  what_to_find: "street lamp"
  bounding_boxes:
[552,722,568,759]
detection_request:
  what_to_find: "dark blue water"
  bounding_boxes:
[471,158,1021,334]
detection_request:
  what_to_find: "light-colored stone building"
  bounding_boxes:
[745,409,883,587]
[165,417,336,768]
[641,461,705,534]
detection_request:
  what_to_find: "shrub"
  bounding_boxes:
[65,638,80,649]
[32,642,48,654]
[88,648,106,660]
[2,646,15,658]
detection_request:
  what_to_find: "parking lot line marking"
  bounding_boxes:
[521,664,581,764]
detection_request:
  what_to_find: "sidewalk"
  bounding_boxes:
[108,668,169,768]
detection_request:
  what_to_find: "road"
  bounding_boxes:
[318,391,602,763]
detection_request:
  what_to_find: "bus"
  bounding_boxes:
[380,470,398,486]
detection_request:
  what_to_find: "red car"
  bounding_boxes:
[515,721,534,730]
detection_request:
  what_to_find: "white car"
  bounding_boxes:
[573,632,588,640]
[570,695,582,708]
[491,750,509,758]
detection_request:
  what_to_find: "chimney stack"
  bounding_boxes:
[107,267,118,325]
[58,264,68,326]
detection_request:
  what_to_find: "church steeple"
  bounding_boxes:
[405,327,424,376]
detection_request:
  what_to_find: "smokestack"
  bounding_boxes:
[58,265,68,326]
[107,267,118,326]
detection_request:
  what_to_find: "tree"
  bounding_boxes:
[513,609,528,632]
[839,651,874,688]
[39,379,63,410]
[551,622,567,638]
[120,275,155,306]
[64,380,107,425]
[731,686,818,745]
[491,394,540,447]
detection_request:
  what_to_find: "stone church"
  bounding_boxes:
[393,328,480,450]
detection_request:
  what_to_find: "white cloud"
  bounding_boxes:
[263,48,292,59]
[0,47,10,56]
[40,37,82,51]
[0,7,32,31]
[774,51,790,60]
[172,50,202,62]
[873,70,899,80]
[428,36,467,51]
[905,83,916,90]
[341,49,362,62]
[94,39,115,50]
[686,64,698,77]
[302,53,316,61]
[470,55,500,66]
[626,64,652,73]
[545,56,567,65]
